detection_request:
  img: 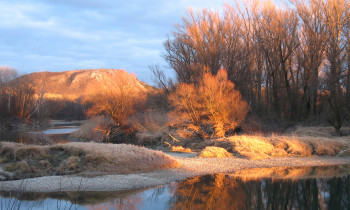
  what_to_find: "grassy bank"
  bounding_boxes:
[71,120,350,160]
[0,142,179,180]
[177,133,349,160]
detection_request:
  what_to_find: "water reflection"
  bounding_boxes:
[0,125,79,144]
[0,165,349,209]
[169,173,350,209]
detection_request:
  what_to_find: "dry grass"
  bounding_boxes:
[70,117,113,141]
[292,125,350,138]
[127,111,168,132]
[72,113,170,145]
[170,146,192,153]
[340,148,350,157]
[224,134,348,159]
[136,132,167,146]
[180,127,350,159]
[198,146,233,158]
[0,142,179,180]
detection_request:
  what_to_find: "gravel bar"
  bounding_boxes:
[1,155,350,192]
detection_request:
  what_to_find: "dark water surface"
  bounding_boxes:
[0,121,80,144]
[1,165,349,210]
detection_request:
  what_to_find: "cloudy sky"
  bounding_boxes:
[0,0,283,84]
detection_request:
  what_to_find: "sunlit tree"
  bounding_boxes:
[169,69,248,138]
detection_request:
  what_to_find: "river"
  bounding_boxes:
[0,121,80,145]
[1,165,349,209]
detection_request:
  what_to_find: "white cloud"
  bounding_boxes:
[0,0,244,83]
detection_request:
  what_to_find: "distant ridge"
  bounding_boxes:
[9,69,152,100]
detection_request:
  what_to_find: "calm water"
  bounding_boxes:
[0,121,80,144]
[1,165,349,210]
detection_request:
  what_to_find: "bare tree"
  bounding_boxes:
[0,66,18,120]
[162,0,350,134]
[292,0,326,118]
[169,69,248,138]
[149,64,173,92]
[0,66,17,85]
[319,0,350,135]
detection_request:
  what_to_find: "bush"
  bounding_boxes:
[169,69,248,138]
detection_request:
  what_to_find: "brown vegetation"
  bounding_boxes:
[168,126,349,159]
[170,146,192,153]
[0,66,49,125]
[70,117,114,141]
[1,68,151,127]
[164,0,350,134]
[169,69,248,138]
[198,146,233,158]
[0,142,179,180]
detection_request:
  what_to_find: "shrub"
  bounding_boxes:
[169,69,248,138]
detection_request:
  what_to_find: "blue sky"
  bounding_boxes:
[0,0,282,84]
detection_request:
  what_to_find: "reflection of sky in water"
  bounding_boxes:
[32,126,79,135]
[1,165,349,210]
[0,187,172,210]
[3,198,82,210]
[0,125,80,144]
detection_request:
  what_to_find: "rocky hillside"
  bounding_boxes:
[9,69,152,100]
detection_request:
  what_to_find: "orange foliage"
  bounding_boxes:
[169,69,248,138]
[82,79,145,127]
[171,174,248,209]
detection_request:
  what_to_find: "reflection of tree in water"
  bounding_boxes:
[169,174,248,209]
[168,174,350,210]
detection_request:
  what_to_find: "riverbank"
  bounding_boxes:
[0,142,178,180]
[1,155,350,192]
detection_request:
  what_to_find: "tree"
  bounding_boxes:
[164,9,226,84]
[169,69,248,138]
[82,78,146,142]
[319,0,350,135]
[0,66,17,120]
[292,0,326,118]
[83,79,141,127]
[0,66,17,85]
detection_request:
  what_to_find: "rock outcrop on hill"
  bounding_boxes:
[9,69,151,100]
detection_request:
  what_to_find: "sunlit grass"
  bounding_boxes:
[198,146,233,158]
[170,146,192,153]
[224,132,349,159]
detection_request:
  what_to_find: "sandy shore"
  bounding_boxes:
[1,155,350,192]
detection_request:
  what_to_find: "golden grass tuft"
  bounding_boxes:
[198,146,233,158]
[170,146,192,153]
[229,135,285,159]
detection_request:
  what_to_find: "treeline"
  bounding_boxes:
[162,0,350,134]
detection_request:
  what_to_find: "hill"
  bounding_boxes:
[9,69,152,100]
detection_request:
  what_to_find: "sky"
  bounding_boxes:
[0,0,283,84]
